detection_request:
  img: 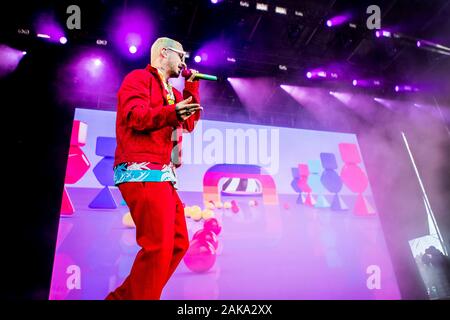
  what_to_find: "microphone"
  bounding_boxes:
[182,69,218,81]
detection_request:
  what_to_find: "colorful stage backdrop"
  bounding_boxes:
[50,108,400,300]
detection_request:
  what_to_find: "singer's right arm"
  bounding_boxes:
[118,70,181,131]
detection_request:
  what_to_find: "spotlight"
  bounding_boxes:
[22,51,27,55]
[211,0,218,3]
[329,91,335,95]
[317,71,326,77]
[326,20,332,27]
[275,7,287,15]
[306,71,312,79]
[382,30,391,37]
[295,11,304,17]
[278,65,287,71]
[395,85,399,92]
[256,3,268,11]
[96,39,108,46]
[129,45,137,54]
[59,36,67,44]
[37,33,50,39]
[194,55,202,63]
[416,40,421,47]
[349,23,357,28]
[93,58,102,67]
[352,79,358,86]
[226,57,236,63]
[239,1,250,7]
[375,30,381,38]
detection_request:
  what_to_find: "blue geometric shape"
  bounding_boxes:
[95,137,116,157]
[321,170,343,193]
[330,194,348,211]
[89,186,118,209]
[93,157,115,186]
[308,174,326,193]
[315,195,330,208]
[120,198,128,206]
[320,153,338,170]
[307,159,322,174]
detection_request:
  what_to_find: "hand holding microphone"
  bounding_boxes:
[182,68,218,82]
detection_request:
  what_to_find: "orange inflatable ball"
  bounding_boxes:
[214,201,224,209]
[223,201,232,209]
[190,206,203,221]
[122,212,135,228]
[184,206,192,218]
[202,209,215,220]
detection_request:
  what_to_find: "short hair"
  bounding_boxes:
[150,37,183,64]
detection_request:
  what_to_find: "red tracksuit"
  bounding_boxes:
[106,65,200,300]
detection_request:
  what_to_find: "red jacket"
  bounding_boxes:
[114,64,201,167]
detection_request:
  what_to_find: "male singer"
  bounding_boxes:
[106,37,202,300]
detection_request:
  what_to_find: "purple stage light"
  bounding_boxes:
[211,0,219,3]
[382,30,391,37]
[352,80,358,86]
[22,51,27,55]
[317,71,326,78]
[0,44,27,77]
[194,55,202,63]
[93,58,102,67]
[306,71,312,79]
[375,31,381,38]
[129,45,137,54]
[395,85,399,92]
[416,40,421,47]
[59,36,67,44]
[35,13,65,43]
[326,14,351,28]
[112,7,154,58]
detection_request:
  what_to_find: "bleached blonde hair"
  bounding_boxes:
[150,37,183,65]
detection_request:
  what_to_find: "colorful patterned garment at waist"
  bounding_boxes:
[114,162,178,189]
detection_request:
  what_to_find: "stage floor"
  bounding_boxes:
[50,187,400,300]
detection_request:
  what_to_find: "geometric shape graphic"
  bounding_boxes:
[60,186,75,216]
[70,120,88,147]
[320,152,347,212]
[95,137,117,157]
[338,143,375,216]
[297,164,314,207]
[92,157,115,186]
[65,146,91,184]
[203,164,278,205]
[61,120,90,216]
[307,159,330,208]
[88,186,118,209]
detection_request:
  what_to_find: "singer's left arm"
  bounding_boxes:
[182,80,201,132]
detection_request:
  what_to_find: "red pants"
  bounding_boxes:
[106,181,189,300]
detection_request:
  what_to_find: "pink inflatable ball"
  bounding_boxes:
[203,217,222,236]
[231,200,240,213]
[283,202,290,210]
[193,229,219,250]
[183,239,216,273]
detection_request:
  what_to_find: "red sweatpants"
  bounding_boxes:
[106,181,189,300]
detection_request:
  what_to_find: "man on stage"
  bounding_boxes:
[106,37,202,300]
